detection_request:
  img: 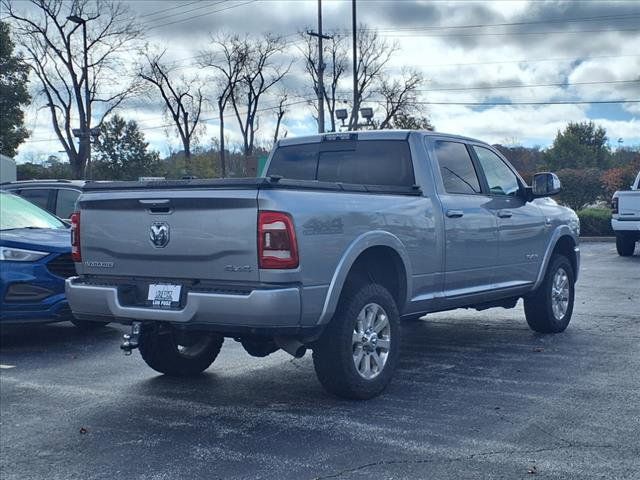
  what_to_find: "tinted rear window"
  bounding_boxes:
[267,140,414,187]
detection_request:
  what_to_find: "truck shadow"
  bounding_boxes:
[0,321,124,351]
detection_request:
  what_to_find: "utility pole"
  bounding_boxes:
[351,0,358,130]
[68,14,93,179]
[307,0,331,134]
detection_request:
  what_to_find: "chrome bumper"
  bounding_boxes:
[65,277,301,327]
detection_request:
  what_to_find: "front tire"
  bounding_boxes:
[616,233,636,256]
[313,282,400,400]
[139,328,224,376]
[524,254,575,333]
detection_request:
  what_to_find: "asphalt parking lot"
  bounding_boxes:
[1,242,639,480]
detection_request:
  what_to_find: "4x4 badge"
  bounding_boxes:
[150,222,170,248]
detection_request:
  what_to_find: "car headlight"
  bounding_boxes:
[0,246,49,261]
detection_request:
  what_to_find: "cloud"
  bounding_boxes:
[11,0,640,161]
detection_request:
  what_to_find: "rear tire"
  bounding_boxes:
[139,328,224,376]
[524,254,575,333]
[616,233,636,256]
[313,282,400,400]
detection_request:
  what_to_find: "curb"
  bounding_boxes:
[579,236,615,242]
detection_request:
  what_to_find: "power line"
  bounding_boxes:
[147,0,258,31]
[141,0,205,19]
[406,53,640,68]
[365,13,640,33]
[416,79,640,92]
[141,0,228,28]
[400,100,640,106]
[375,27,639,38]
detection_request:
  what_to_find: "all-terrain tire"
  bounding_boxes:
[313,282,400,400]
[524,254,575,334]
[139,328,224,376]
[616,233,636,257]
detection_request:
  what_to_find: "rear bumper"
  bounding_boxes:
[612,218,640,232]
[65,277,301,329]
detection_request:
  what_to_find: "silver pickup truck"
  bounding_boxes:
[66,130,580,399]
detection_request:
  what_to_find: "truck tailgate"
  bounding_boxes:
[618,191,640,219]
[78,189,260,283]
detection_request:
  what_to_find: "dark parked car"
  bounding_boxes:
[0,191,103,329]
[0,179,85,221]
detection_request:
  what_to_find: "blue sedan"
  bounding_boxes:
[0,191,103,329]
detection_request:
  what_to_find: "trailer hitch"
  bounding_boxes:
[121,322,142,355]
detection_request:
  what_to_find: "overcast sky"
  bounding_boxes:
[13,0,640,161]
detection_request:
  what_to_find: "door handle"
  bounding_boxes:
[497,210,513,218]
[446,209,464,218]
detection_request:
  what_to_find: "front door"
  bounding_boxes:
[471,145,545,286]
[432,140,499,297]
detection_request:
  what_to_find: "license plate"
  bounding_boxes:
[148,284,182,308]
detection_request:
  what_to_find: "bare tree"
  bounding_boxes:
[377,69,424,129]
[300,33,347,133]
[140,50,203,173]
[229,34,291,157]
[348,27,397,131]
[200,33,248,177]
[273,92,288,144]
[3,0,142,178]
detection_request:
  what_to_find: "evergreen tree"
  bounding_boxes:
[93,115,161,180]
[0,21,30,157]
[544,121,610,170]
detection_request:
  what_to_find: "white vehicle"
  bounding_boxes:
[611,170,640,256]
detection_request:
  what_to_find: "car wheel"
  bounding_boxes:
[616,233,636,257]
[71,318,110,331]
[313,282,400,400]
[139,328,224,377]
[524,254,575,334]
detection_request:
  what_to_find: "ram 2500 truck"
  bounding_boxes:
[611,170,640,256]
[66,130,580,399]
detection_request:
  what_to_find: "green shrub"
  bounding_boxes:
[577,208,613,236]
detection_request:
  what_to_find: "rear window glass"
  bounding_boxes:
[267,140,414,187]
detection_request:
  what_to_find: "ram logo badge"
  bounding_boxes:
[150,222,170,248]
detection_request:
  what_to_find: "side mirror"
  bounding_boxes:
[531,172,561,197]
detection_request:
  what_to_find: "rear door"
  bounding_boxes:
[471,145,545,286]
[78,188,260,283]
[54,188,81,221]
[430,139,498,297]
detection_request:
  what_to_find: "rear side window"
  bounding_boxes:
[55,189,80,219]
[17,188,52,211]
[434,141,481,195]
[268,140,414,187]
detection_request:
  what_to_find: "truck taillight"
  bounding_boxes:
[70,211,81,262]
[258,211,298,269]
[611,196,619,214]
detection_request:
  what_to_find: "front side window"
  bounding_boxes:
[473,146,520,196]
[17,188,51,211]
[434,141,481,194]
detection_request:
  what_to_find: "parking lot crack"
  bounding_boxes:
[310,444,618,479]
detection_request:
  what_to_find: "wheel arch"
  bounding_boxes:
[317,231,412,325]
[534,227,580,290]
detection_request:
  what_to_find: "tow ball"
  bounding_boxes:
[121,322,142,355]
